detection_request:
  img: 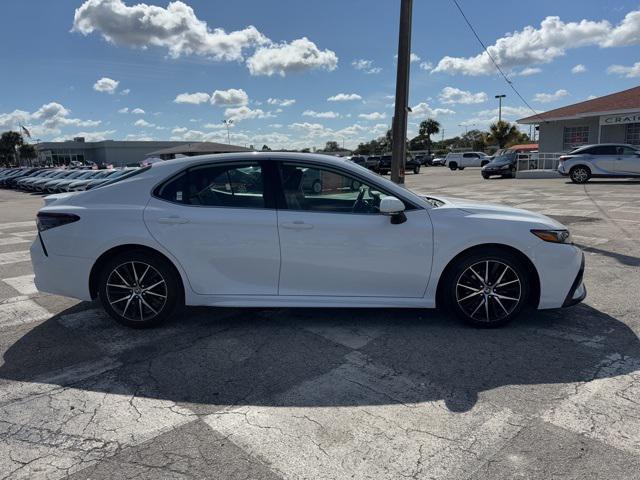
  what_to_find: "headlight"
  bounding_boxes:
[531,229,573,244]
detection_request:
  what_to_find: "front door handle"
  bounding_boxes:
[158,216,190,225]
[281,221,314,230]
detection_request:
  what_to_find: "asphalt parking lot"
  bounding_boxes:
[1,167,639,480]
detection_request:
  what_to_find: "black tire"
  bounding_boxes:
[449,162,458,171]
[98,250,183,328]
[442,247,530,328]
[482,174,490,180]
[569,166,591,184]
[413,165,421,174]
[459,167,465,171]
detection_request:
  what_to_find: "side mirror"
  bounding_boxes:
[379,196,407,224]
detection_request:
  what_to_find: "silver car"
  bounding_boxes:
[558,143,640,183]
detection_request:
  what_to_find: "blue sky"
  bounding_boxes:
[1,0,640,149]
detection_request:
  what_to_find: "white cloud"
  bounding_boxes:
[120,88,130,95]
[134,119,155,128]
[268,123,283,128]
[267,97,296,106]
[289,122,331,137]
[352,59,382,74]
[419,61,433,71]
[174,92,210,104]
[433,11,640,75]
[303,110,340,119]
[131,108,145,115]
[73,0,268,61]
[224,106,274,122]
[439,87,488,105]
[394,53,421,63]
[247,37,338,76]
[410,102,456,117]
[125,133,154,141]
[203,123,227,129]
[0,102,101,137]
[93,77,119,94]
[533,89,569,103]
[211,88,249,106]
[571,64,587,74]
[607,62,640,77]
[476,106,532,118]
[517,67,542,76]
[52,129,116,142]
[358,112,386,121]
[327,93,362,102]
[117,107,129,114]
[171,127,188,134]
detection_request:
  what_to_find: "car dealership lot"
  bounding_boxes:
[0,169,639,479]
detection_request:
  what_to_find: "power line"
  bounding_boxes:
[450,0,544,123]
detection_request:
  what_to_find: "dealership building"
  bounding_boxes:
[518,85,640,153]
[35,138,189,167]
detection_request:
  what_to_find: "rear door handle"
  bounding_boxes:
[281,221,314,230]
[158,216,190,225]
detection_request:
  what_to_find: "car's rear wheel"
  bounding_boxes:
[569,166,591,184]
[449,162,458,170]
[98,250,182,328]
[443,248,530,327]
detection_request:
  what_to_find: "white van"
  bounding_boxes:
[444,152,491,170]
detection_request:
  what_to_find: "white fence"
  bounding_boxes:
[515,153,562,172]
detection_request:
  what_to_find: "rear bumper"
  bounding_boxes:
[562,253,586,307]
[30,239,93,301]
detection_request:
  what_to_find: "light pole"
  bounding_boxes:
[495,94,506,123]
[222,119,233,144]
[390,0,413,184]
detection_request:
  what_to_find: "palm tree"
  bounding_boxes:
[487,121,519,149]
[419,118,441,155]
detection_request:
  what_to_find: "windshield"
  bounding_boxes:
[489,153,517,165]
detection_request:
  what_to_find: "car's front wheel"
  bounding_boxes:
[98,250,182,328]
[569,166,591,184]
[443,248,530,327]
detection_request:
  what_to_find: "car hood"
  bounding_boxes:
[426,196,565,229]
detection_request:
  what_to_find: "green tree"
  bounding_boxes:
[261,144,271,151]
[418,118,440,155]
[324,140,340,152]
[0,131,24,165]
[19,143,37,165]
[487,121,519,149]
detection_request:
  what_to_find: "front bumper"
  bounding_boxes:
[563,252,586,307]
[557,163,568,175]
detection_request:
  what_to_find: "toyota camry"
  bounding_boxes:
[31,152,585,328]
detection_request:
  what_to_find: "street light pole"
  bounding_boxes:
[495,94,506,123]
[391,0,413,185]
[222,119,233,144]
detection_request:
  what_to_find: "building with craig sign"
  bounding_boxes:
[518,86,640,152]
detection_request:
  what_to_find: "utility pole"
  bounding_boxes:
[222,119,233,144]
[391,0,413,185]
[495,94,506,123]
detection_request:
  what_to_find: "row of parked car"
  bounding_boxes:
[0,166,136,193]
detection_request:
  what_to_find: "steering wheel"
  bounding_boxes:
[351,186,367,212]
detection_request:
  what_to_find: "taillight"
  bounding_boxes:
[36,212,80,232]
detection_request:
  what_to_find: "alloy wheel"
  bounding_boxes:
[571,167,589,183]
[105,261,168,322]
[455,260,522,323]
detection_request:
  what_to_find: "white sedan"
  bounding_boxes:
[31,153,585,328]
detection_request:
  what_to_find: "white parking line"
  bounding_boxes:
[0,296,51,327]
[0,221,35,230]
[0,237,30,246]
[3,274,37,295]
[0,251,30,266]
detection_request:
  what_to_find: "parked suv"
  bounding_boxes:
[445,152,491,170]
[558,143,640,183]
[349,155,380,172]
[377,154,421,175]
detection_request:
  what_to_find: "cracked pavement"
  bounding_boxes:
[0,169,639,479]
